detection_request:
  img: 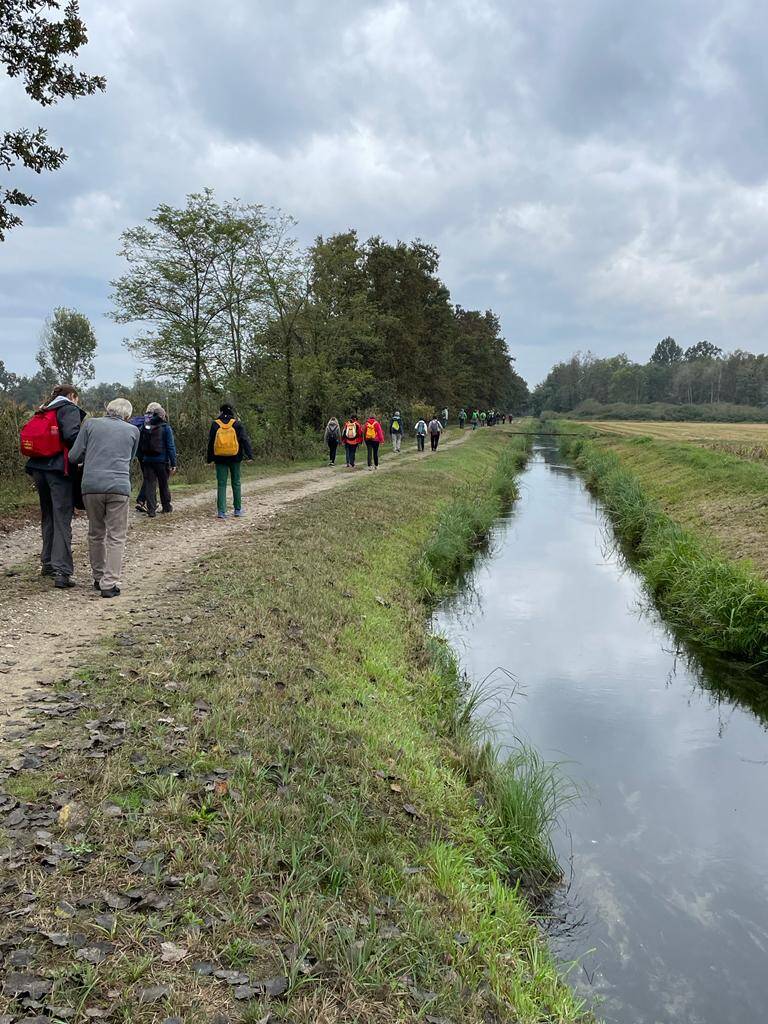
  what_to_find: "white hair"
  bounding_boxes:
[145,401,164,415]
[106,398,133,420]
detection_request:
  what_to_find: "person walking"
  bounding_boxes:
[342,414,363,468]
[364,414,385,470]
[441,407,449,429]
[67,398,139,598]
[132,401,164,513]
[471,410,479,430]
[138,406,177,518]
[428,415,443,451]
[480,410,487,427]
[458,408,467,429]
[21,384,86,588]
[324,417,341,465]
[207,403,254,519]
[389,411,404,453]
[414,416,427,452]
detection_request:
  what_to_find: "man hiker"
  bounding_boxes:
[441,407,449,428]
[414,416,427,452]
[207,403,254,519]
[342,414,363,468]
[138,405,177,518]
[389,410,404,453]
[428,415,443,451]
[471,410,479,430]
[68,398,139,598]
[458,408,467,429]
[21,384,86,588]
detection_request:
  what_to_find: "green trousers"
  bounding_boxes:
[215,461,242,514]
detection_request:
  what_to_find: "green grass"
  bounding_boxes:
[554,425,768,664]
[0,429,591,1024]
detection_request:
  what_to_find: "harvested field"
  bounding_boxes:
[588,420,768,443]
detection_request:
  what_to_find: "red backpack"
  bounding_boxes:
[20,408,65,460]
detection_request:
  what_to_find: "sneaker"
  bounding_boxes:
[41,565,55,578]
[54,575,76,589]
[101,586,121,599]
[135,502,148,514]
[217,512,228,520]
[234,509,244,517]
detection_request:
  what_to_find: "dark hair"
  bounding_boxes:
[40,384,78,411]
[219,403,235,417]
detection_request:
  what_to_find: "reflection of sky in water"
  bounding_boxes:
[434,448,768,1024]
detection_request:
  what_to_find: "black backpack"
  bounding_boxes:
[140,422,164,457]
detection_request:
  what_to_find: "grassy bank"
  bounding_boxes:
[553,424,768,665]
[0,431,589,1023]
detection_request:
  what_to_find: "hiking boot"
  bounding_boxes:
[135,502,148,514]
[160,507,173,514]
[93,580,101,591]
[234,509,244,517]
[101,586,121,599]
[54,575,75,589]
[40,565,55,578]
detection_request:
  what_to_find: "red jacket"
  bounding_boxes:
[342,420,364,445]
[363,418,385,443]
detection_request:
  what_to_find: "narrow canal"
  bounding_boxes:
[433,441,768,1024]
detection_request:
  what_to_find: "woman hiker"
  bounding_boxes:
[414,416,427,452]
[206,403,254,519]
[341,414,363,468]
[21,384,86,588]
[137,405,177,518]
[67,398,140,598]
[363,414,385,470]
[324,416,341,465]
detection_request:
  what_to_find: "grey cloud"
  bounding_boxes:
[2,0,768,384]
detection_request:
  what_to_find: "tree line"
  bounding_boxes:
[532,338,768,417]
[1,190,528,459]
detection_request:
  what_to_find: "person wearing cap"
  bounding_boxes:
[389,410,404,453]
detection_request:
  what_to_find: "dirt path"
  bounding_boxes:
[0,434,471,745]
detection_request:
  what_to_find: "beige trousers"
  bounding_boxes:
[83,493,129,591]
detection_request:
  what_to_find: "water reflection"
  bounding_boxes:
[434,443,768,1024]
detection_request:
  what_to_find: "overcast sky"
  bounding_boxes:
[2,0,768,386]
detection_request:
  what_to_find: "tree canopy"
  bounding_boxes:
[0,0,105,237]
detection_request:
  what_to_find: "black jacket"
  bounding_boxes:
[25,397,86,476]
[206,415,254,464]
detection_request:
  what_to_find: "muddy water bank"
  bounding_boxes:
[434,442,768,1024]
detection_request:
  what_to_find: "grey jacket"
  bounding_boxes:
[68,415,140,496]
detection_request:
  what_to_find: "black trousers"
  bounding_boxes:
[328,439,338,464]
[366,440,380,467]
[142,463,172,515]
[30,470,75,576]
[430,433,440,451]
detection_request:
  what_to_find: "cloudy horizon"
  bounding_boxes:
[2,0,768,388]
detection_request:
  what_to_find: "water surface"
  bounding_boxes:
[434,443,768,1024]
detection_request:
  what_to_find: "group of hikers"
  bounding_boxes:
[20,386,515,597]
[20,385,253,597]
[322,407,512,466]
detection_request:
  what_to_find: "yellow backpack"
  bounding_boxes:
[213,418,239,457]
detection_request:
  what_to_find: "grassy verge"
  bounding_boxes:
[553,424,768,665]
[0,431,589,1024]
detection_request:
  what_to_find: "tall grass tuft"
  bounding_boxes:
[416,436,530,601]
[559,432,768,663]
